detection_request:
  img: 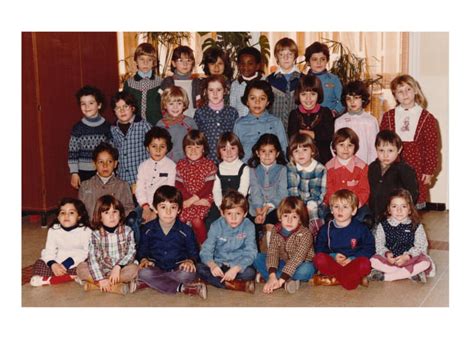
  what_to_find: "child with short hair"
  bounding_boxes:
[266,37,301,130]
[304,41,344,117]
[253,196,316,294]
[194,74,239,165]
[335,80,379,164]
[68,85,112,189]
[160,45,201,117]
[229,46,264,118]
[79,142,135,220]
[157,86,198,163]
[287,75,334,164]
[77,195,138,295]
[369,188,436,283]
[380,74,440,209]
[137,185,206,299]
[313,189,375,290]
[110,91,152,188]
[287,133,327,235]
[368,130,419,222]
[200,47,233,104]
[123,42,162,125]
[233,80,288,163]
[324,128,371,225]
[30,198,92,287]
[175,130,217,245]
[198,190,257,293]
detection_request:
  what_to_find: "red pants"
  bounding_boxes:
[191,218,207,245]
[313,253,371,290]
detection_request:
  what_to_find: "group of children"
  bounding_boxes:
[30,37,440,300]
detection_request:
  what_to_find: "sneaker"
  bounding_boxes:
[411,272,427,283]
[367,269,385,281]
[30,275,49,287]
[284,280,300,294]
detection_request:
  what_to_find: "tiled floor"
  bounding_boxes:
[21,211,449,307]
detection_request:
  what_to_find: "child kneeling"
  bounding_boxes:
[198,191,257,293]
[253,196,316,294]
[137,185,206,299]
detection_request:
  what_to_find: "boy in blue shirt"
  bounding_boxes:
[198,190,257,293]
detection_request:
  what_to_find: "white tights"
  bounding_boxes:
[370,257,430,281]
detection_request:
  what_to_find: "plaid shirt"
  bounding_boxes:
[88,225,136,281]
[266,224,314,280]
[111,116,152,184]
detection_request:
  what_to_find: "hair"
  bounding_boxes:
[171,45,195,67]
[331,127,360,154]
[375,130,403,150]
[247,133,287,168]
[385,188,421,229]
[241,79,274,109]
[294,75,324,105]
[182,129,209,157]
[160,86,190,111]
[91,195,126,230]
[144,126,173,152]
[134,42,157,65]
[342,80,370,108]
[288,133,318,162]
[217,132,244,161]
[75,85,105,111]
[200,74,228,104]
[274,37,298,60]
[152,185,183,211]
[92,142,119,162]
[50,197,90,229]
[237,46,262,64]
[277,196,309,228]
[390,74,428,109]
[329,189,359,211]
[220,190,249,214]
[201,47,233,79]
[304,41,330,62]
[111,91,137,111]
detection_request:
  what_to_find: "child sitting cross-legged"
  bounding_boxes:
[198,190,257,293]
[137,185,206,299]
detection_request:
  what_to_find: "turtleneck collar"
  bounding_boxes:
[61,224,79,232]
[298,104,320,114]
[103,224,118,233]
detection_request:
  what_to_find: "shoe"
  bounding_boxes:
[183,282,207,300]
[411,272,427,283]
[30,275,49,287]
[360,276,369,287]
[311,274,340,286]
[284,280,300,294]
[367,269,385,281]
[224,280,255,294]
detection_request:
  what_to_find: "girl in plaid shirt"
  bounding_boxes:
[77,195,138,295]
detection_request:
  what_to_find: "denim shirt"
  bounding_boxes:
[249,163,288,216]
[307,70,344,115]
[200,217,257,272]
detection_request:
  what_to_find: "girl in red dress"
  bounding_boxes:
[175,130,217,244]
[380,75,440,208]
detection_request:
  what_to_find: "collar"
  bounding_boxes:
[103,225,118,233]
[296,159,317,172]
[298,104,320,114]
[237,72,261,84]
[61,224,79,232]
[348,109,364,116]
[311,69,328,76]
[116,114,141,126]
[247,110,270,120]
[276,65,299,75]
[335,156,355,172]
[387,217,412,226]
[275,223,301,237]
[138,70,153,79]
[396,103,421,113]
[174,71,192,80]
[98,174,113,184]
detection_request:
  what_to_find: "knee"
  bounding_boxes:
[313,253,328,268]
[358,257,372,274]
[294,262,316,281]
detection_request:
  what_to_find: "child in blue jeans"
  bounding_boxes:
[198,191,257,293]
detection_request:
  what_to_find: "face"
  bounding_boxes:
[207,81,225,105]
[220,142,239,163]
[247,88,269,117]
[388,196,410,222]
[136,54,155,74]
[345,94,363,113]
[335,138,355,160]
[331,199,357,226]
[94,151,118,178]
[114,99,134,123]
[173,55,193,75]
[156,201,180,226]
[256,144,279,166]
[376,142,401,169]
[299,91,318,110]
[238,54,260,78]
[185,144,204,161]
[309,52,328,73]
[208,57,225,75]
[277,49,296,72]
[280,211,300,232]
[165,99,185,119]
[80,95,101,118]
[292,145,313,167]
[58,203,80,228]
[101,206,120,228]
[147,138,168,161]
[394,83,416,109]
[222,207,247,229]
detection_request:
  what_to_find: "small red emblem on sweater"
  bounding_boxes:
[351,238,357,249]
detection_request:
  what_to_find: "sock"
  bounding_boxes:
[50,274,74,285]
[177,283,184,293]
[31,276,51,286]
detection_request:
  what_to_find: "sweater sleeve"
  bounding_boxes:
[406,224,428,257]
[67,128,80,174]
[238,166,250,197]
[266,228,281,273]
[419,114,440,175]
[40,228,58,263]
[135,160,148,206]
[212,174,223,208]
[374,223,390,256]
[356,164,370,206]
[400,163,419,206]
